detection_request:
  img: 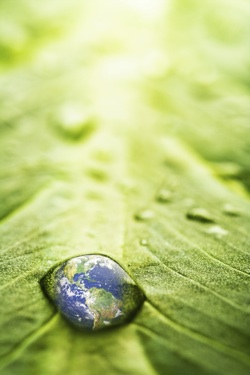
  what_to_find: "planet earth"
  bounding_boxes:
[42,255,145,331]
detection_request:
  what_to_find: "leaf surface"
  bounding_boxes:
[0,1,250,374]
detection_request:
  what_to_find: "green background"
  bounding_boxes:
[0,1,250,374]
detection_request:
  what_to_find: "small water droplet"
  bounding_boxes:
[222,203,240,217]
[213,162,242,178]
[134,209,154,221]
[206,225,228,238]
[41,255,144,331]
[53,103,95,141]
[186,208,215,223]
[156,189,172,203]
[140,239,148,246]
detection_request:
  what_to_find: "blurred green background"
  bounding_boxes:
[1,0,250,190]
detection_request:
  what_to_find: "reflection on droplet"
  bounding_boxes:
[206,225,228,238]
[134,209,154,221]
[41,255,144,331]
[140,239,148,246]
[222,203,240,217]
[156,189,172,203]
[186,208,215,223]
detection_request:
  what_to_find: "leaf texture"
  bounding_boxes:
[0,1,250,374]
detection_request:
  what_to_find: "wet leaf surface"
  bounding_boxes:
[0,1,250,374]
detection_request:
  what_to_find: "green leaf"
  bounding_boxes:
[0,1,250,374]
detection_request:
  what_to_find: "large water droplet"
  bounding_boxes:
[186,208,215,223]
[41,255,144,331]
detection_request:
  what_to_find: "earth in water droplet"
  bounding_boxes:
[41,255,144,331]
[186,208,215,223]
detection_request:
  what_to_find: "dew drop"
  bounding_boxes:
[222,203,240,217]
[156,189,172,203]
[213,162,242,179]
[186,208,215,223]
[206,225,228,238]
[53,102,95,141]
[140,239,148,246]
[134,209,154,221]
[41,255,144,331]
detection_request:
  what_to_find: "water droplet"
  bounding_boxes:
[186,208,215,223]
[134,209,154,221]
[213,162,242,178]
[41,255,144,331]
[156,189,172,203]
[206,225,228,238]
[53,103,95,141]
[140,239,148,246]
[222,203,240,217]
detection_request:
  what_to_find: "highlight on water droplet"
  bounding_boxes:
[134,209,154,221]
[41,255,144,331]
[186,207,215,223]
